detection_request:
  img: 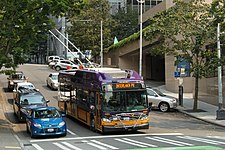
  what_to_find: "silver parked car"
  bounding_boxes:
[146,87,178,112]
[46,72,59,90]
[54,60,79,71]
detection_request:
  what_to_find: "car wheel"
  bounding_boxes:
[90,117,95,132]
[55,66,61,71]
[159,102,170,112]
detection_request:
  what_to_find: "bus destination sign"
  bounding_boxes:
[113,83,142,89]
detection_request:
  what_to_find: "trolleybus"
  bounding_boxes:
[58,68,151,133]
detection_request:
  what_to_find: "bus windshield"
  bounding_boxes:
[102,91,147,112]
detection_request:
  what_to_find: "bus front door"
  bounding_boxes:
[95,92,102,131]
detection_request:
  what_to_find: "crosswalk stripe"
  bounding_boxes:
[146,137,184,146]
[152,136,193,146]
[177,136,224,145]
[53,142,71,150]
[32,144,44,150]
[122,138,157,147]
[61,142,82,150]
[87,142,107,150]
[207,136,225,140]
[90,140,119,149]
[67,129,76,135]
[115,138,147,148]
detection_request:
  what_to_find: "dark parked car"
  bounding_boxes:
[7,71,27,91]
[13,88,49,122]
[26,107,67,138]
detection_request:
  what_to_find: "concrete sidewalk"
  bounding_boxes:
[154,84,225,128]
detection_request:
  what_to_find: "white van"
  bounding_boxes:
[47,56,60,64]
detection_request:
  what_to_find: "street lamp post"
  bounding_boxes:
[216,23,225,120]
[137,0,144,77]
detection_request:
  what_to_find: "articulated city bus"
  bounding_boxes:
[58,68,151,133]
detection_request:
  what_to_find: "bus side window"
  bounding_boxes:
[77,89,83,101]
[89,91,95,105]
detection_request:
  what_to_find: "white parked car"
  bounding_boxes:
[54,60,79,71]
[46,72,59,90]
[146,87,178,112]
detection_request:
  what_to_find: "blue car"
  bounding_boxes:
[26,107,67,138]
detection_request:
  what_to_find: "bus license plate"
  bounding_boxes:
[47,128,54,132]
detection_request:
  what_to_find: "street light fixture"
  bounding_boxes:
[137,0,144,77]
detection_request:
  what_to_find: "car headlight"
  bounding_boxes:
[33,123,42,128]
[170,98,177,102]
[59,121,65,127]
[102,118,111,122]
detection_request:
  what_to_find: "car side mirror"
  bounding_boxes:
[35,89,39,91]
[46,100,50,103]
[154,94,158,97]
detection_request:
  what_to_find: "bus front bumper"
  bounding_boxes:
[102,123,149,132]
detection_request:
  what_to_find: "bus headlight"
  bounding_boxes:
[102,118,111,122]
[59,121,65,127]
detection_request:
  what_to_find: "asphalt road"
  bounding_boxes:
[1,64,225,150]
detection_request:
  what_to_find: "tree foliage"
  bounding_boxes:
[111,6,139,41]
[0,0,80,72]
[67,0,117,57]
[144,0,225,110]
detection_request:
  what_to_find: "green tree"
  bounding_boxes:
[112,6,139,41]
[0,0,81,72]
[67,0,117,58]
[144,0,223,111]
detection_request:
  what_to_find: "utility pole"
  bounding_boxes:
[100,20,103,68]
[137,0,144,77]
[216,23,225,120]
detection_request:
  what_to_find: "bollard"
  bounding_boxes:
[178,85,183,106]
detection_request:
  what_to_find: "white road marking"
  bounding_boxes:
[177,136,225,145]
[32,144,44,150]
[61,142,82,150]
[149,136,193,146]
[30,133,183,143]
[67,129,76,135]
[53,142,71,150]
[90,140,119,149]
[207,136,225,140]
[87,143,107,150]
[122,138,157,147]
[115,138,147,148]
[146,137,184,146]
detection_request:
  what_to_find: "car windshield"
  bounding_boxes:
[153,89,166,96]
[34,109,61,119]
[12,74,25,80]
[51,74,58,80]
[20,95,46,105]
[102,91,147,112]
[18,84,35,90]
